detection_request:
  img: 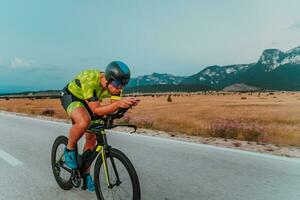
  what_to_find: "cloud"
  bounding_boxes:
[288,21,300,30]
[0,62,68,92]
[271,42,280,45]
[10,57,35,68]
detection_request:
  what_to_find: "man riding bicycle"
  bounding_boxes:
[60,61,139,192]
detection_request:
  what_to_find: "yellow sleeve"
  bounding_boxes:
[110,90,123,101]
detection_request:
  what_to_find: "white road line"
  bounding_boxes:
[0,149,23,166]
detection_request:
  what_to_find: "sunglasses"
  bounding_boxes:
[110,80,124,89]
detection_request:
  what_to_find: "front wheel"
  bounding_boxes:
[94,148,141,200]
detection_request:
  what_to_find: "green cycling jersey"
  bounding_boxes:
[68,69,122,101]
[61,69,122,117]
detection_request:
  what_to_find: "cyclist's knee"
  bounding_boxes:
[78,119,90,130]
[73,117,91,131]
[70,107,91,131]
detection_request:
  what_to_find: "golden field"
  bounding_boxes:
[1,92,300,146]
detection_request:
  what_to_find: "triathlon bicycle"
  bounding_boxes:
[51,108,141,200]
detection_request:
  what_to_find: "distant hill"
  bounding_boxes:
[126,45,300,91]
[240,47,300,90]
[124,84,212,93]
[2,45,300,95]
[182,46,300,91]
[222,84,260,92]
[127,73,185,88]
[180,64,255,90]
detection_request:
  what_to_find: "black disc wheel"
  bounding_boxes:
[94,148,141,200]
[51,136,73,190]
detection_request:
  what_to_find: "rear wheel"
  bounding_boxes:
[51,136,73,190]
[94,148,141,200]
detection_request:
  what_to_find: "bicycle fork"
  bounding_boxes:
[101,146,121,189]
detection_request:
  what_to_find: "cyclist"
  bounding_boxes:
[60,61,139,191]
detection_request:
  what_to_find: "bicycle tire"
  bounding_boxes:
[94,148,141,200]
[51,136,73,190]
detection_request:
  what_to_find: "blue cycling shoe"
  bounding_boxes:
[64,148,78,169]
[85,174,95,192]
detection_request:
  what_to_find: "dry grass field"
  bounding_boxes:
[1,91,300,147]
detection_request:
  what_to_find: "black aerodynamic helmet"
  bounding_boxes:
[105,61,131,87]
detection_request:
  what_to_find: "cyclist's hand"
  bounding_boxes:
[131,98,140,106]
[119,102,130,109]
[118,98,136,108]
[128,98,140,106]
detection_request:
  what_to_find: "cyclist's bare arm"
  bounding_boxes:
[87,97,137,116]
[111,98,140,105]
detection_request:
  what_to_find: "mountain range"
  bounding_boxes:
[127,45,300,91]
[1,46,300,95]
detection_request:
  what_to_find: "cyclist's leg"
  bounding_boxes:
[60,88,92,169]
[64,106,91,169]
[84,131,97,151]
[60,88,91,149]
[81,131,97,174]
[67,107,91,150]
[82,131,96,192]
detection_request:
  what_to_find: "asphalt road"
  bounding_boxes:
[0,112,299,200]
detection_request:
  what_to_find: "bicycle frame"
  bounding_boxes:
[52,106,141,198]
[58,127,116,188]
[80,127,119,188]
[59,107,136,188]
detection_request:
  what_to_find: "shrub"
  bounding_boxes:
[233,142,241,147]
[167,95,172,102]
[209,119,266,142]
[41,108,56,117]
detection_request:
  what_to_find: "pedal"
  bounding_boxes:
[71,169,81,188]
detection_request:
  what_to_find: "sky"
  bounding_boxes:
[0,0,300,92]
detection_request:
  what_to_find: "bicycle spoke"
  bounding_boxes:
[55,144,71,183]
[119,184,131,196]
[116,187,123,200]
[118,167,126,177]
[116,158,121,171]
[120,177,128,184]
[102,184,113,199]
[111,188,117,200]
[56,145,64,163]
